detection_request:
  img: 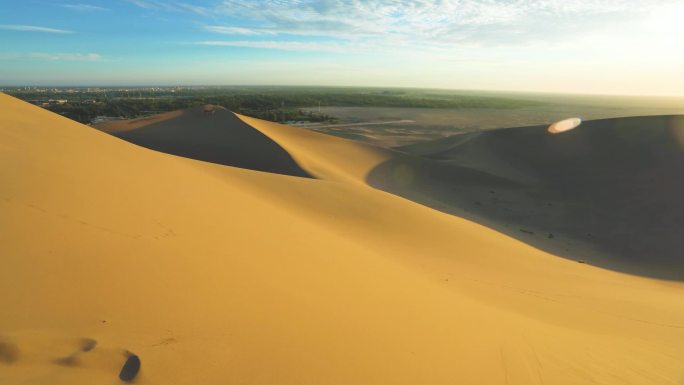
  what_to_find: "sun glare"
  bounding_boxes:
[643,2,684,37]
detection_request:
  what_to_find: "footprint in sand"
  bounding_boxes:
[0,340,20,364]
[80,338,98,352]
[3,336,140,382]
[53,338,99,367]
[54,338,141,381]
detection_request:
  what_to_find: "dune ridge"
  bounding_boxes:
[97,106,312,178]
[2,93,684,384]
[237,113,684,279]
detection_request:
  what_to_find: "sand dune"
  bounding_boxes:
[394,116,684,279]
[3,93,684,384]
[96,106,312,178]
[233,114,684,279]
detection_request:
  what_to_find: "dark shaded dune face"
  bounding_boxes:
[96,107,312,178]
[374,115,684,280]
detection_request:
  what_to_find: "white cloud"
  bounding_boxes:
[125,0,209,15]
[164,0,684,72]
[208,0,653,43]
[0,52,102,61]
[125,0,155,9]
[187,0,684,56]
[195,40,366,53]
[62,4,109,12]
[204,26,276,36]
[0,24,73,34]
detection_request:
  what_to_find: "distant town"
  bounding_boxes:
[3,86,341,125]
[2,86,543,126]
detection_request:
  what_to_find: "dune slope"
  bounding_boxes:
[96,106,312,178]
[236,113,684,279]
[3,94,684,384]
[394,116,684,279]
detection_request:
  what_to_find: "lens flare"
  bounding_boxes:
[548,118,582,134]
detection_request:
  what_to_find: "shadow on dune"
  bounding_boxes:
[96,106,313,178]
[368,115,684,280]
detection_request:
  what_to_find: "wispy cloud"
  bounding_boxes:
[136,0,684,57]
[204,26,276,36]
[125,0,209,15]
[0,24,74,34]
[199,0,668,44]
[62,3,109,12]
[0,52,101,61]
[208,1,593,39]
[125,0,159,9]
[195,40,367,53]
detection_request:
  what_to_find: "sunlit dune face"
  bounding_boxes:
[548,118,582,134]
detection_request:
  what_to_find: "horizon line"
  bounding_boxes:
[2,84,684,98]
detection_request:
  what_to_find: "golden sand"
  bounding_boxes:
[2,93,683,384]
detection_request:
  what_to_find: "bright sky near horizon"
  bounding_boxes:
[1,0,684,95]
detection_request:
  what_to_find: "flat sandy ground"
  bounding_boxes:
[302,97,684,146]
[2,93,684,384]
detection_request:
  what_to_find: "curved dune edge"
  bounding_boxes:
[393,115,684,279]
[236,113,394,184]
[238,112,684,280]
[96,109,187,133]
[238,113,684,280]
[1,93,684,384]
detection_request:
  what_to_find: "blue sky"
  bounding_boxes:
[1,0,684,95]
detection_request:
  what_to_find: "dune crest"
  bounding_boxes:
[97,106,312,178]
[236,112,684,279]
[3,93,684,384]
